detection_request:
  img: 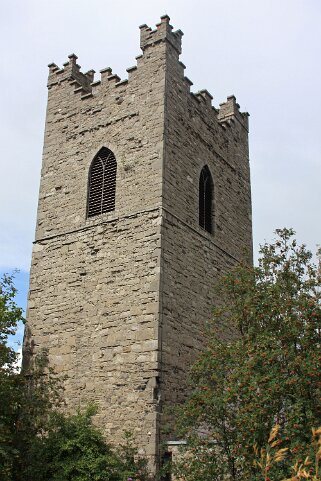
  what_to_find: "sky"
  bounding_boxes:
[1,0,320,345]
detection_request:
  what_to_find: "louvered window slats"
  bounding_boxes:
[199,166,213,234]
[87,148,117,218]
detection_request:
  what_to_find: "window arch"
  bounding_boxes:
[199,165,213,233]
[87,147,117,218]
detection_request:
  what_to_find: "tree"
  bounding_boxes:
[175,229,321,481]
[0,273,24,479]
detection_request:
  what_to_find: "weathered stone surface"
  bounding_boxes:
[23,15,252,473]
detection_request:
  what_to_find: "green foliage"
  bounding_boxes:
[22,406,150,481]
[25,405,119,481]
[176,229,321,481]
[169,437,224,481]
[12,350,64,481]
[0,273,23,369]
[0,271,63,480]
[0,273,24,479]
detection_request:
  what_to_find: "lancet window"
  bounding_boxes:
[199,165,213,233]
[87,147,117,218]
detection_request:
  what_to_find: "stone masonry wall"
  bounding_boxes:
[159,33,252,435]
[27,212,161,452]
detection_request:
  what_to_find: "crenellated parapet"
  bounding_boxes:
[46,16,249,133]
[193,89,215,109]
[188,91,248,132]
[139,14,183,54]
[48,54,93,93]
[218,95,249,132]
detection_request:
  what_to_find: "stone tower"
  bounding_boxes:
[24,15,252,471]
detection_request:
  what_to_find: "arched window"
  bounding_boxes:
[87,147,117,218]
[199,165,213,233]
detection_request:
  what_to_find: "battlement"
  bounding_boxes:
[139,14,183,54]
[47,15,183,92]
[218,95,249,131]
[46,16,248,132]
[48,53,93,92]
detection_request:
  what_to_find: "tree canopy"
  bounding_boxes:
[175,229,321,481]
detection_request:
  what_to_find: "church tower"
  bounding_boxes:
[24,16,252,471]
